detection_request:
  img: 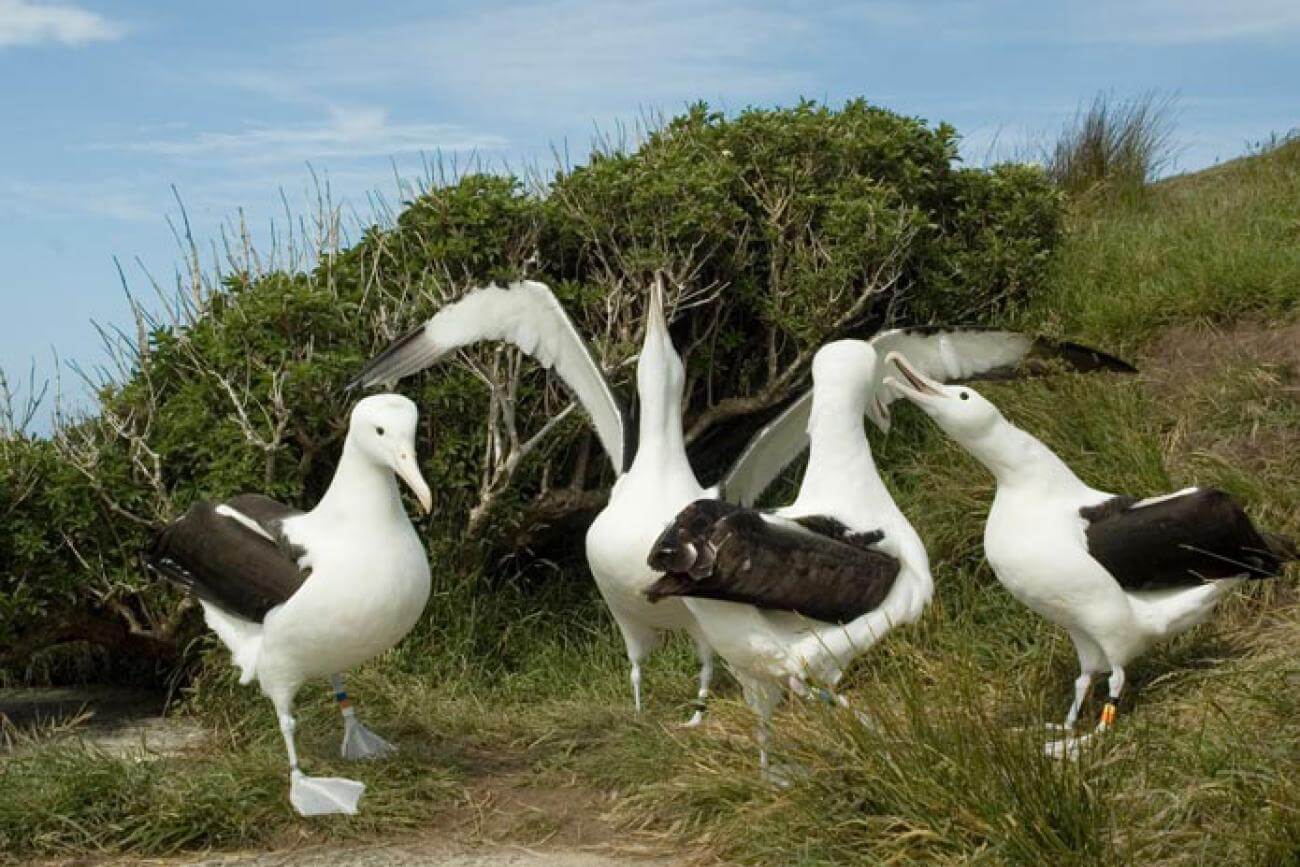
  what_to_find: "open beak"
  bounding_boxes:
[393,449,433,514]
[883,351,947,403]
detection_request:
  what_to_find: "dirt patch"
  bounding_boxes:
[1141,319,1300,390]
[1139,318,1300,472]
[30,840,683,867]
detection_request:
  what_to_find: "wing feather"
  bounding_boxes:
[719,327,1134,506]
[716,391,812,507]
[144,497,308,623]
[868,327,1135,423]
[349,280,627,472]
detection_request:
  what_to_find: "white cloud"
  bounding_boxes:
[219,0,810,123]
[0,0,124,48]
[3,178,155,221]
[1068,0,1300,44]
[105,107,508,166]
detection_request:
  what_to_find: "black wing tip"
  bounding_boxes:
[141,550,195,594]
[1048,339,1138,375]
[345,322,431,393]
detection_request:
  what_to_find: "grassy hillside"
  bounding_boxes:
[2,142,1298,865]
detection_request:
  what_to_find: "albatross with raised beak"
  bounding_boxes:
[645,334,1136,772]
[884,353,1295,756]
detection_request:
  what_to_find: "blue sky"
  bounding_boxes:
[2,0,1298,427]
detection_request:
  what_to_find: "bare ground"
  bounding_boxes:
[2,688,702,867]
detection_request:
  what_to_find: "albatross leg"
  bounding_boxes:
[630,662,644,714]
[1096,666,1125,733]
[1046,631,1105,746]
[273,695,364,816]
[1045,662,1124,760]
[682,627,714,727]
[330,674,397,760]
[1065,672,1095,729]
[615,619,659,716]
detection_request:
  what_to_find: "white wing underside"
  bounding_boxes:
[718,329,1043,507]
[356,281,626,473]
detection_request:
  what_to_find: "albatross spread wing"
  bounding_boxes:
[348,280,628,473]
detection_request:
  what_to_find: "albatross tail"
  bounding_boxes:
[199,601,263,685]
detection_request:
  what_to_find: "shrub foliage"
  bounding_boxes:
[0,100,1062,682]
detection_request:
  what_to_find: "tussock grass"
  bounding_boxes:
[3,141,1298,865]
[1046,91,1177,201]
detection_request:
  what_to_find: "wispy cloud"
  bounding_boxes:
[0,0,124,48]
[3,178,156,221]
[101,107,508,166]
[219,0,810,123]
[1072,0,1300,45]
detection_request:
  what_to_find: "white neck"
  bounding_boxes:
[311,436,405,523]
[792,385,893,516]
[626,369,698,483]
[957,417,1085,492]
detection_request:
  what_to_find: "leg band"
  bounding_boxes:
[1100,702,1118,726]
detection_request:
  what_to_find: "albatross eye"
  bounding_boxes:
[959,392,970,401]
[375,425,386,436]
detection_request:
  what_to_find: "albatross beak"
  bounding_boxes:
[393,450,433,514]
[646,272,669,343]
[883,351,946,402]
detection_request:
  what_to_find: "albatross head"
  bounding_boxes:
[811,340,885,422]
[882,351,1002,441]
[349,394,433,514]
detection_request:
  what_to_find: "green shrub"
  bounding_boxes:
[0,99,1064,683]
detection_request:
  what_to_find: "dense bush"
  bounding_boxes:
[0,99,1063,683]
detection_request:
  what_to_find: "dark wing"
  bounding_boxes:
[143,496,309,623]
[1082,488,1294,591]
[646,501,901,624]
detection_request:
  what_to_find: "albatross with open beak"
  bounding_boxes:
[884,353,1296,756]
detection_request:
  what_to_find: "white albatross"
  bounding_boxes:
[883,353,1296,756]
[645,340,931,773]
[145,394,433,815]
[350,278,718,724]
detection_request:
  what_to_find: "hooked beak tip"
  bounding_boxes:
[394,452,433,515]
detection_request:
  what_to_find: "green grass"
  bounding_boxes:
[1020,137,1300,349]
[3,142,1299,865]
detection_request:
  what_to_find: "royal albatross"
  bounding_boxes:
[350,277,718,725]
[883,353,1296,756]
[644,340,929,773]
[144,394,433,815]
